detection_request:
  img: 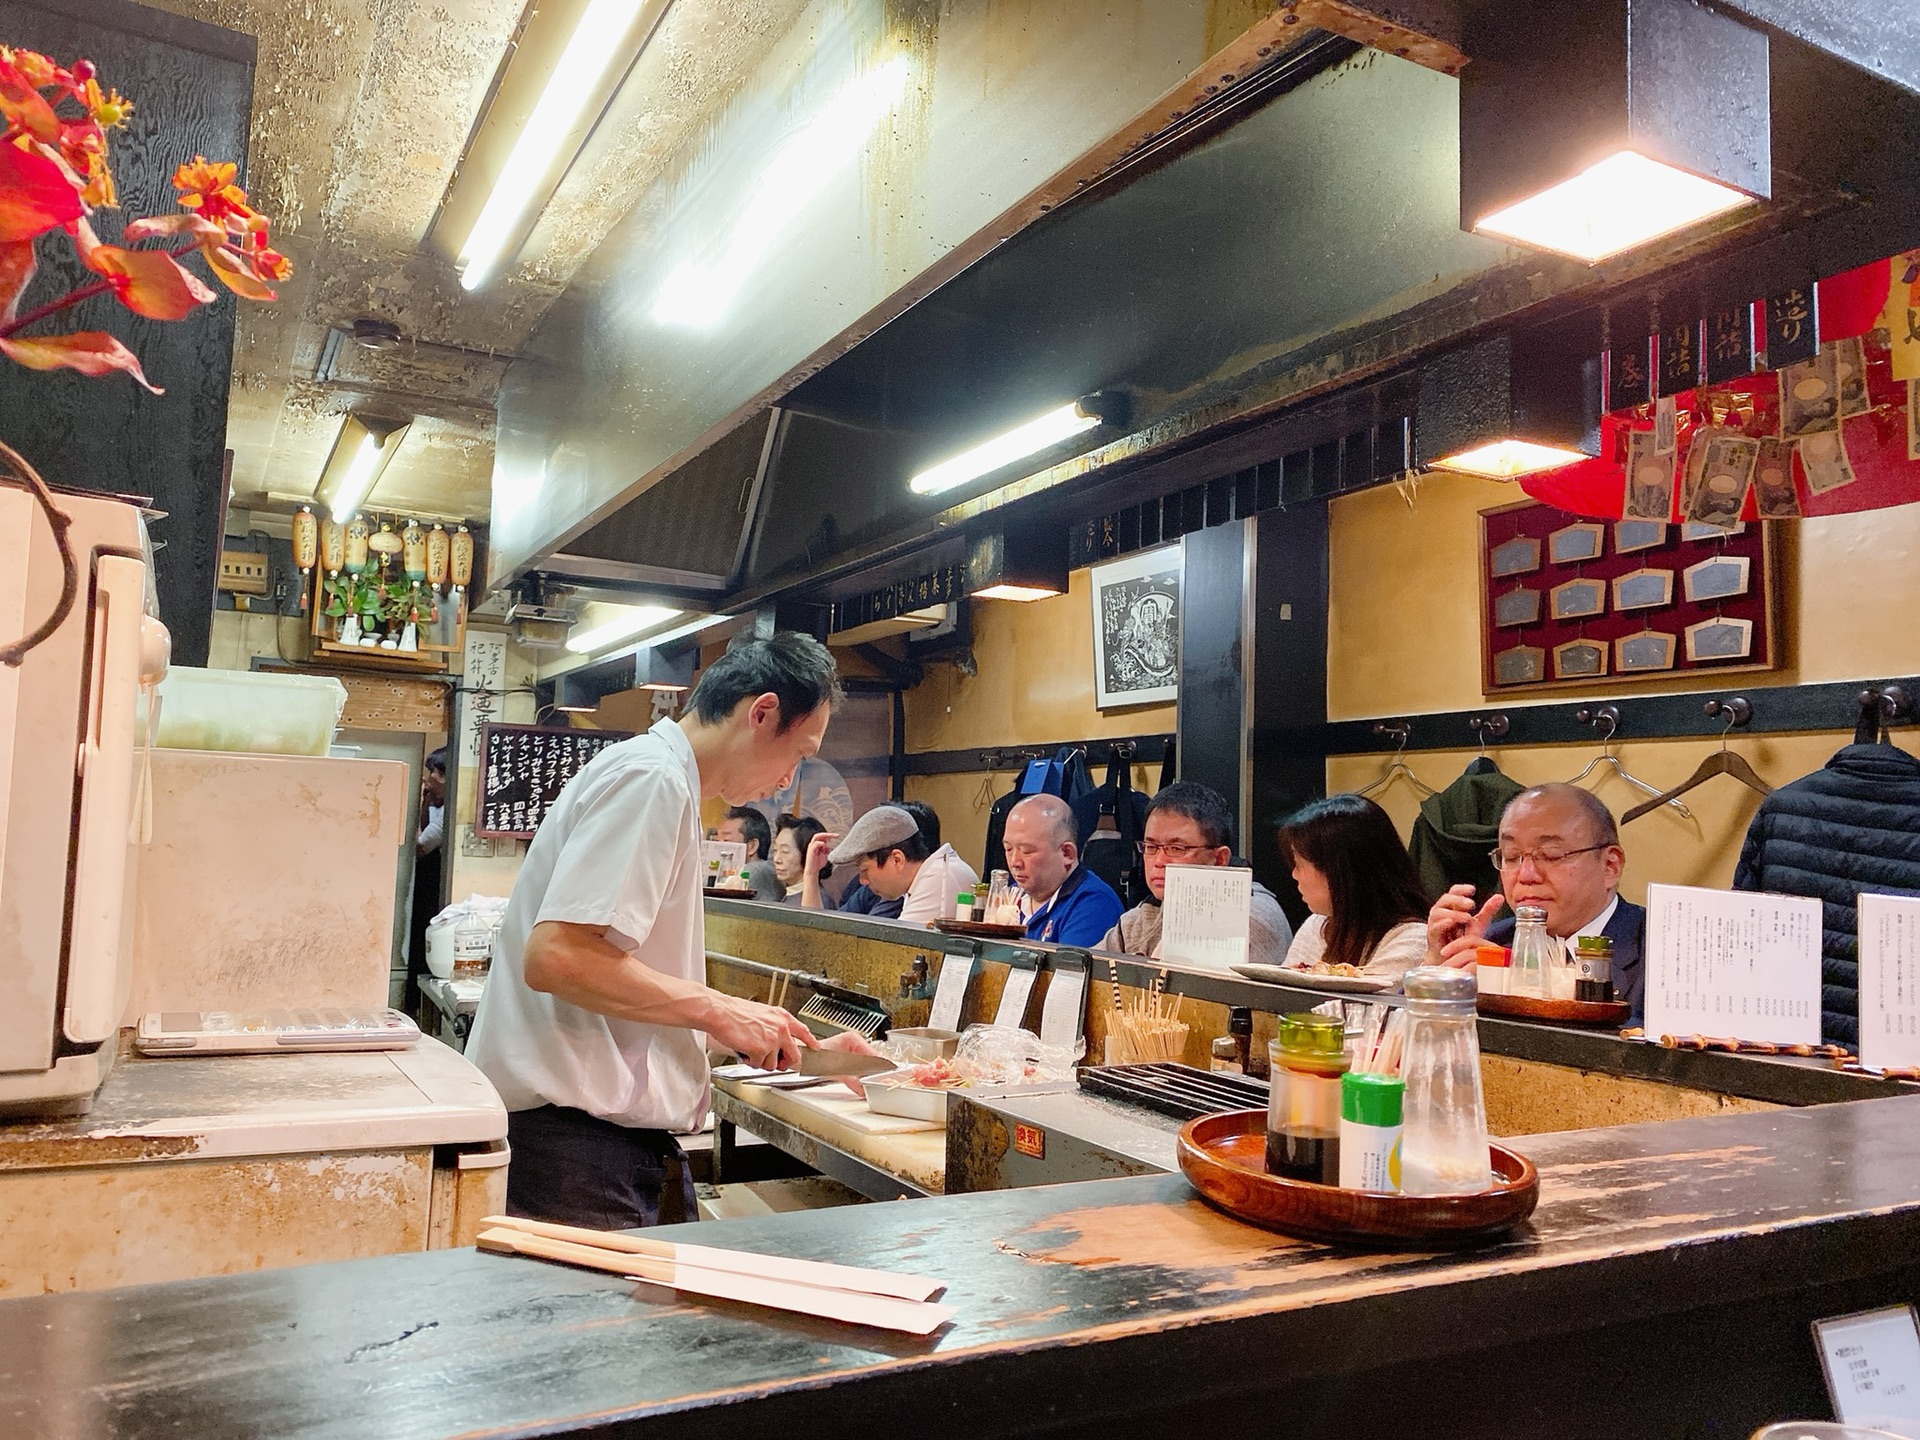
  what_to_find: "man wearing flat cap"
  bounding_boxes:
[802,803,980,927]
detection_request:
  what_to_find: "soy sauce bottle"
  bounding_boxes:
[1266,1013,1350,1184]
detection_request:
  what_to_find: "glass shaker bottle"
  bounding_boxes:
[1266,1013,1350,1184]
[1508,904,1556,999]
[1397,966,1493,1195]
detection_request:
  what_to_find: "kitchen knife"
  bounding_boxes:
[797,1049,897,1078]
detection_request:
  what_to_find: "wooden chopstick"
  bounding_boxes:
[476,1228,955,1335]
[479,1214,945,1301]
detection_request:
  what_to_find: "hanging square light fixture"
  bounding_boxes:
[1416,325,1603,480]
[967,527,1068,602]
[1460,0,1770,263]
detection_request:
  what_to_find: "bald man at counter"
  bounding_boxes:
[1427,782,1648,1020]
[1003,794,1124,947]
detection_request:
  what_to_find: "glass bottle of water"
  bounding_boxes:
[1398,966,1493,1196]
[1508,904,1555,1000]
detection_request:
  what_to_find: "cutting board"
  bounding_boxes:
[779,1084,944,1135]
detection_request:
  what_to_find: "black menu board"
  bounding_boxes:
[474,723,634,839]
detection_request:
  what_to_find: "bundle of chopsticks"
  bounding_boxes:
[477,1215,954,1335]
[1105,961,1188,1064]
[1313,997,1406,1077]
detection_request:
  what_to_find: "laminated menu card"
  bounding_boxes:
[1644,883,1822,1044]
[1160,865,1254,970]
[1858,893,1920,1071]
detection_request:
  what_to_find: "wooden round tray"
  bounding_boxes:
[931,918,1026,939]
[1476,992,1631,1026]
[1177,1109,1539,1249]
[703,885,757,900]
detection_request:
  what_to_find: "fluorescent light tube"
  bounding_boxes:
[565,604,681,655]
[909,402,1101,497]
[327,435,384,523]
[459,0,653,291]
[1474,150,1753,264]
[1429,439,1588,479]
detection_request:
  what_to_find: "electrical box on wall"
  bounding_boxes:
[218,550,269,595]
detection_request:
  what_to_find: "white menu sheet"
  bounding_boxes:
[1039,963,1087,1049]
[995,965,1039,1029]
[1859,893,1920,1071]
[1159,865,1254,970]
[927,955,974,1034]
[1643,882,1822,1044]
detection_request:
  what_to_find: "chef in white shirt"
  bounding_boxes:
[467,633,853,1229]
[805,804,979,926]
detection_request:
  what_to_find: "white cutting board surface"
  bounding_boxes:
[777,1083,944,1135]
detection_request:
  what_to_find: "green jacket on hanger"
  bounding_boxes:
[1408,756,1525,903]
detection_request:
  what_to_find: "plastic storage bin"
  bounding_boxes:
[140,667,348,757]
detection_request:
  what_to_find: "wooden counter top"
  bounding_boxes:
[6,1094,1920,1438]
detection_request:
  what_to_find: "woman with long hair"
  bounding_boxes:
[1276,794,1431,985]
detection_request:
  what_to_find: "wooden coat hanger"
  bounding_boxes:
[1621,697,1774,825]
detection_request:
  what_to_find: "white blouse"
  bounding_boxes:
[1282,914,1429,985]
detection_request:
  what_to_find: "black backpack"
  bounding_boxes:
[1072,753,1151,907]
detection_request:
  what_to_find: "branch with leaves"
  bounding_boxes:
[0,45,291,392]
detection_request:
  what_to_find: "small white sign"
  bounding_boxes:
[995,966,1039,1029]
[1159,865,1254,970]
[1039,965,1087,1049]
[1643,882,1822,1045]
[1816,1305,1920,1431]
[1859,893,1920,1072]
[928,955,972,1034]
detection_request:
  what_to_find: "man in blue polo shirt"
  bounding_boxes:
[1004,794,1123,947]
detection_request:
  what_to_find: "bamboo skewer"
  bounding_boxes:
[1108,968,1188,1063]
[479,1215,945,1301]
[476,1227,955,1335]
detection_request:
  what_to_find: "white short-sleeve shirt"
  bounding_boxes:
[466,718,710,1130]
[897,844,979,927]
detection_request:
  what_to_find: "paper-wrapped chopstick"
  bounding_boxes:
[478,1214,944,1301]
[476,1227,956,1336]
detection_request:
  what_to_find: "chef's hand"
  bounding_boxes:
[708,995,814,1071]
[1427,886,1506,968]
[817,1029,878,1056]
[807,833,839,873]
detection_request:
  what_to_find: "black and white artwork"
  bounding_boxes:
[1613,567,1675,612]
[1550,577,1607,621]
[1493,587,1541,628]
[1554,639,1608,680]
[1615,519,1668,554]
[1686,617,1755,663]
[1493,645,1546,686]
[1684,555,1752,604]
[1091,546,1181,709]
[1617,630,1678,673]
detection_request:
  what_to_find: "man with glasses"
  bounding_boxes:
[1426,782,1647,1019]
[1099,782,1293,962]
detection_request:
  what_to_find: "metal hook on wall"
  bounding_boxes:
[1468,713,1510,756]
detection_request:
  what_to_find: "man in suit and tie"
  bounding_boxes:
[1426,783,1647,1020]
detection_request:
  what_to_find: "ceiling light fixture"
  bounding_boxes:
[315,415,411,522]
[1416,329,1602,481]
[564,603,681,655]
[1459,0,1769,264]
[967,529,1067,603]
[448,0,674,292]
[1428,439,1590,480]
[910,397,1112,497]
[650,56,911,328]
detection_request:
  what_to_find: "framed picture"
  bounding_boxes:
[1550,577,1607,620]
[1613,567,1674,612]
[1493,587,1541,628]
[1493,644,1546,686]
[1553,639,1608,680]
[1614,519,1668,554]
[1617,630,1678,672]
[1686,616,1755,662]
[1490,535,1542,577]
[1091,545,1181,710]
[1548,522,1605,564]
[1684,554,1752,603]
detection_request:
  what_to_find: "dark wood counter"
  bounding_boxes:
[5,1094,1920,1438]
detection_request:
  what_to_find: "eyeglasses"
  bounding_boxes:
[1137,840,1211,861]
[1489,842,1610,870]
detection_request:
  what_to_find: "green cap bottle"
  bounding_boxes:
[1341,1071,1405,1127]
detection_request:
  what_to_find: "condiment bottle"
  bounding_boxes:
[1397,966,1493,1196]
[1228,1006,1257,1077]
[1266,1013,1349,1185]
[1474,941,1511,997]
[956,888,976,922]
[1209,1035,1243,1074]
[1337,1072,1404,1193]
[1574,934,1614,1003]
[1508,905,1556,999]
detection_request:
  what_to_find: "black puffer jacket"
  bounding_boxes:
[1733,743,1920,1046]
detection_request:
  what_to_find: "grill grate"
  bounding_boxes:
[1077,1062,1268,1122]
[796,993,889,1040]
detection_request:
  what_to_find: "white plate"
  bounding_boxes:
[1230,964,1393,993]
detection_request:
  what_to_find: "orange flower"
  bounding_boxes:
[81,78,130,130]
[172,154,261,233]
